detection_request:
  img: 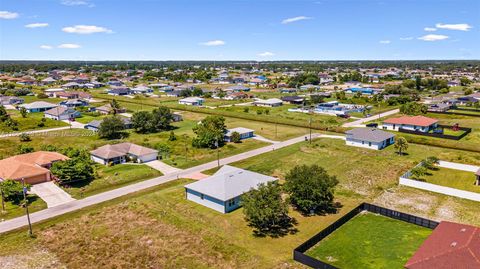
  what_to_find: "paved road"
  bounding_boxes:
[0,133,323,234]
[0,126,72,138]
[342,109,400,128]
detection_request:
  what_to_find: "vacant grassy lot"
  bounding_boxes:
[306,212,432,269]
[417,167,480,194]
[62,164,163,199]
[0,195,47,221]
[0,110,68,133]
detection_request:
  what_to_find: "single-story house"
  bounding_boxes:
[405,221,480,269]
[166,90,183,97]
[428,103,451,112]
[18,101,58,113]
[107,87,131,96]
[0,96,24,105]
[131,85,153,94]
[224,127,255,142]
[226,85,250,92]
[44,106,81,121]
[281,96,305,105]
[456,96,479,105]
[179,97,204,106]
[44,88,65,97]
[84,117,131,131]
[90,142,158,165]
[94,103,126,115]
[62,82,83,89]
[279,88,298,93]
[383,115,439,133]
[184,165,278,213]
[59,99,89,108]
[56,91,92,100]
[0,151,69,184]
[345,128,395,150]
[253,98,283,107]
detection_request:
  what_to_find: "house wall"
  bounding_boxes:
[345,138,382,150]
[134,152,158,163]
[382,123,437,133]
[21,173,49,184]
[186,188,226,213]
[91,155,107,165]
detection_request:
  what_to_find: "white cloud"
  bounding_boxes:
[25,23,49,28]
[258,51,275,57]
[62,25,113,34]
[199,40,225,46]
[399,37,413,41]
[435,23,472,31]
[0,11,19,19]
[379,40,391,44]
[418,34,449,41]
[281,16,312,24]
[61,0,95,7]
[424,27,437,32]
[58,43,81,49]
[40,45,53,49]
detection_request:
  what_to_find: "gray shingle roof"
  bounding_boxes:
[184,165,277,201]
[346,128,395,143]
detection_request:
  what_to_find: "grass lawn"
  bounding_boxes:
[0,110,68,133]
[0,195,47,221]
[74,112,106,124]
[62,164,163,199]
[306,212,432,269]
[417,167,480,194]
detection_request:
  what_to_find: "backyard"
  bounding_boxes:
[306,212,432,269]
[0,109,68,133]
[415,167,480,194]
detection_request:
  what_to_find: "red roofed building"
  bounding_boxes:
[383,115,438,133]
[405,221,480,269]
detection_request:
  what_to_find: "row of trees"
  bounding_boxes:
[400,102,428,115]
[242,165,339,236]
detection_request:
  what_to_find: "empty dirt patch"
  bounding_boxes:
[0,248,65,269]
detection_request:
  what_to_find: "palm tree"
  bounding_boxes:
[394,136,409,155]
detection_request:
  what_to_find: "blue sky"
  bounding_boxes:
[1,0,479,60]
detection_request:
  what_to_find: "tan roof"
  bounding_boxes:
[90,143,158,160]
[0,151,69,180]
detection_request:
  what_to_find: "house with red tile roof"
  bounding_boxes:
[382,115,438,133]
[0,151,69,184]
[405,221,480,269]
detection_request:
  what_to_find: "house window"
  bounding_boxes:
[369,142,371,146]
[362,141,364,144]
[228,199,235,207]
[200,194,204,200]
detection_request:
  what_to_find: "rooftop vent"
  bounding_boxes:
[450,242,457,247]
[461,228,466,232]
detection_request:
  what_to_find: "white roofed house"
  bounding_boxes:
[178,97,204,106]
[224,127,255,142]
[184,165,278,213]
[44,106,81,121]
[44,88,65,97]
[253,98,283,107]
[131,85,153,94]
[345,127,395,150]
[18,101,58,113]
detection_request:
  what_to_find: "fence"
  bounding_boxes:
[398,124,471,140]
[427,110,480,118]
[293,202,438,268]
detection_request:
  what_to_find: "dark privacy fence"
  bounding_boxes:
[293,202,439,269]
[398,125,472,140]
[428,109,480,118]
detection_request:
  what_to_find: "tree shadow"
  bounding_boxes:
[396,151,410,156]
[251,217,299,238]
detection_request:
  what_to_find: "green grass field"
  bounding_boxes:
[0,195,47,221]
[0,110,68,133]
[418,167,480,193]
[306,212,432,269]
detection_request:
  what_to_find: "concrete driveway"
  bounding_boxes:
[145,160,182,174]
[30,182,76,208]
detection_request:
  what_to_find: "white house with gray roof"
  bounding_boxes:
[345,128,395,150]
[184,165,277,213]
[224,127,254,142]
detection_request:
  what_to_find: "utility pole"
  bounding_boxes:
[21,178,33,236]
[183,134,188,162]
[215,139,220,167]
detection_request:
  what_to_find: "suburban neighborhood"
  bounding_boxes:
[1,0,480,268]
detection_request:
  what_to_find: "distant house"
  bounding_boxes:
[281,96,305,105]
[345,128,395,150]
[0,96,24,106]
[41,77,57,85]
[300,84,321,91]
[226,85,250,92]
[279,88,298,93]
[224,127,255,142]
[225,92,253,100]
[56,91,92,100]
[166,90,183,97]
[383,115,439,133]
[107,87,131,96]
[62,82,83,89]
[107,80,124,87]
[59,99,89,108]
[94,103,126,115]
[90,142,158,165]
[84,117,131,131]
[44,88,65,97]
[179,97,204,106]
[456,96,479,105]
[253,98,283,107]
[44,106,81,121]
[131,85,153,94]
[184,165,278,213]
[0,151,69,184]
[428,103,451,112]
[18,101,58,113]
[405,221,480,269]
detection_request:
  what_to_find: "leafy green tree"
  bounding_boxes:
[110,99,120,115]
[19,107,27,118]
[98,116,126,139]
[151,106,173,131]
[242,181,294,237]
[400,102,427,115]
[410,166,427,180]
[423,156,439,170]
[131,111,154,133]
[230,131,241,143]
[51,158,95,184]
[284,165,339,215]
[192,116,226,148]
[0,180,28,204]
[394,136,409,155]
[0,106,8,122]
[168,131,177,141]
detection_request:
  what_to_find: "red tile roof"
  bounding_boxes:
[384,115,438,127]
[405,221,480,269]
